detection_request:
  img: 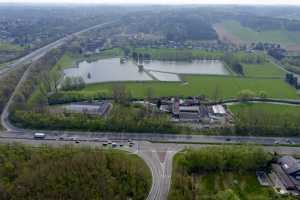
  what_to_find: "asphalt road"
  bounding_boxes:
[0,20,118,77]
[1,134,300,200]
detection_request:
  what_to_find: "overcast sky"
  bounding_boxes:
[1,0,300,5]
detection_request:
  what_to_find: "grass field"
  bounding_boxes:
[80,75,299,99]
[220,20,300,47]
[0,42,24,51]
[229,103,300,116]
[197,172,292,200]
[134,48,224,59]
[242,62,285,77]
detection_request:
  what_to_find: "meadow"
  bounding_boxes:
[242,62,285,77]
[80,75,299,99]
[229,103,300,116]
[220,20,300,48]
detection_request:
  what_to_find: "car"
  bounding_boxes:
[119,144,124,147]
[34,133,46,139]
[112,143,117,148]
[129,142,135,147]
[59,136,64,140]
[75,140,80,144]
[107,141,112,145]
[274,141,279,145]
[102,143,108,146]
[225,138,231,142]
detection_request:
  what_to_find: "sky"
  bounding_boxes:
[1,0,300,5]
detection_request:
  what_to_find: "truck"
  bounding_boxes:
[33,132,46,139]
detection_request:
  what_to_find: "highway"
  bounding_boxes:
[2,133,300,200]
[2,18,300,200]
[0,20,118,77]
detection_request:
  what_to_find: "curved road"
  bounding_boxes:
[2,21,300,200]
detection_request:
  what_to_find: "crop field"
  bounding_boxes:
[242,62,285,77]
[219,20,300,48]
[229,103,300,116]
[80,75,299,99]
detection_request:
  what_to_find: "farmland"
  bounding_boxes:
[242,62,285,77]
[79,75,299,99]
[229,103,300,116]
[218,20,300,48]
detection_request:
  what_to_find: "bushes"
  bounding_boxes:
[48,91,108,104]
[61,76,85,91]
[0,144,151,200]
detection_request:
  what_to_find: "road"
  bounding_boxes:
[0,20,118,77]
[0,20,118,132]
[1,133,300,200]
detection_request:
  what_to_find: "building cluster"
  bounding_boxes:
[258,156,300,196]
[159,97,233,127]
[286,73,300,90]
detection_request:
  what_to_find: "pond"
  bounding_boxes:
[63,58,229,84]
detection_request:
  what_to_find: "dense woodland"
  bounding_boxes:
[233,105,300,137]
[0,144,151,200]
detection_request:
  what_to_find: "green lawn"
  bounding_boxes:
[229,103,300,116]
[242,62,285,77]
[197,172,292,200]
[221,20,300,47]
[80,75,299,99]
[53,53,75,70]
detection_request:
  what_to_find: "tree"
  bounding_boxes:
[237,89,256,102]
[258,90,268,99]
[112,84,130,106]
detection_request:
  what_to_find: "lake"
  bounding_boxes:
[64,58,229,84]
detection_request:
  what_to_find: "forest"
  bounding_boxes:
[0,144,151,200]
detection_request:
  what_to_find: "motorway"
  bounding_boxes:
[2,132,300,200]
[2,19,300,200]
[0,20,118,77]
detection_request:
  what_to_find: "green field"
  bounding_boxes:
[242,62,285,77]
[0,42,24,51]
[229,103,300,116]
[221,20,300,47]
[80,75,299,99]
[195,172,292,200]
[134,48,224,60]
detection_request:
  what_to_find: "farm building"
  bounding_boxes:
[64,102,112,116]
[270,156,300,195]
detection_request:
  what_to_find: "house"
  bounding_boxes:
[270,156,300,194]
[278,156,300,180]
[211,105,227,116]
